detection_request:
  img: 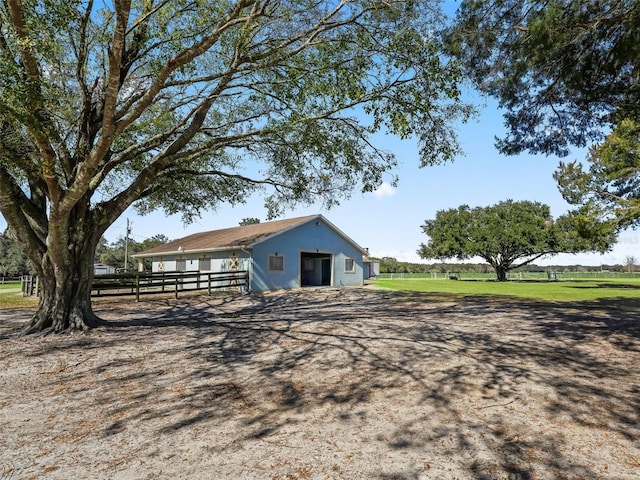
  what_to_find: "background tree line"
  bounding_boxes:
[0,231,35,277]
[373,257,637,275]
[95,234,170,271]
[1,231,168,276]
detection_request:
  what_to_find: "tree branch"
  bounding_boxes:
[6,0,63,203]
[0,165,47,271]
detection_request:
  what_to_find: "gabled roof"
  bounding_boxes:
[132,214,366,258]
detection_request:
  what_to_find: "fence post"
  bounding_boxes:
[208,274,211,296]
[135,274,140,302]
[22,275,35,297]
[175,278,179,299]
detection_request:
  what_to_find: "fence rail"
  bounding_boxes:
[92,270,249,301]
[377,271,640,281]
[1,276,22,285]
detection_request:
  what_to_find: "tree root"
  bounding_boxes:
[22,305,104,336]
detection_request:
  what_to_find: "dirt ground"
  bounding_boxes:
[1,286,639,480]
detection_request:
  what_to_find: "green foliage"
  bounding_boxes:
[372,258,631,275]
[97,234,170,270]
[554,118,640,231]
[0,231,168,275]
[0,0,473,331]
[141,234,170,250]
[446,0,640,156]
[0,230,34,276]
[239,217,261,226]
[0,0,471,262]
[417,200,613,280]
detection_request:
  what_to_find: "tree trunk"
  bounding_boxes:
[23,239,102,335]
[495,265,508,282]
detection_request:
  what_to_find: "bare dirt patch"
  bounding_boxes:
[1,287,639,479]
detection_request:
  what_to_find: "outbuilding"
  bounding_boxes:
[132,214,373,292]
[93,263,116,275]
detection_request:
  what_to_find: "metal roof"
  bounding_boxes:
[132,214,367,258]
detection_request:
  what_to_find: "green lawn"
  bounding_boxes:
[0,282,37,309]
[0,282,21,290]
[371,277,640,304]
[4,277,640,311]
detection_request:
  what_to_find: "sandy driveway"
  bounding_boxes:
[1,286,639,479]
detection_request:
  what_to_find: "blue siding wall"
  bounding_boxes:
[250,218,363,292]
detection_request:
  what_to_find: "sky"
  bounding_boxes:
[97,93,637,267]
[2,95,637,267]
[1,1,637,267]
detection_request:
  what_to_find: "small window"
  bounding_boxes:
[268,254,284,272]
[176,258,186,272]
[344,257,355,273]
[199,258,211,271]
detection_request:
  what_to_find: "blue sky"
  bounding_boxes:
[99,94,636,267]
[3,95,636,266]
[1,1,637,266]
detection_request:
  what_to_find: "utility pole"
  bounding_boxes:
[124,218,131,271]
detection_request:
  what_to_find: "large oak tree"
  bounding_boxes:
[418,200,613,281]
[0,0,471,333]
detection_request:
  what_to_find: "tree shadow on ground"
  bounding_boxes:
[568,282,640,290]
[3,287,639,479]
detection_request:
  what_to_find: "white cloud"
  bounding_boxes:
[371,181,396,198]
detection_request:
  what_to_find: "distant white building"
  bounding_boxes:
[94,263,116,275]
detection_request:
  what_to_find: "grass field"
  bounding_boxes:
[4,275,640,310]
[0,281,21,290]
[377,271,640,281]
[372,276,640,304]
[0,281,38,309]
